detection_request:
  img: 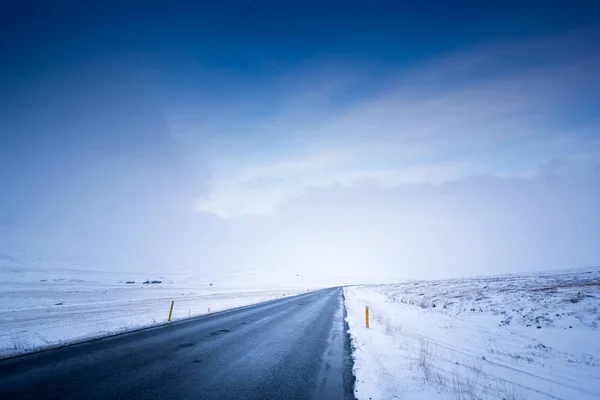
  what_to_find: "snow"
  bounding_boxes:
[344,268,600,399]
[0,252,317,359]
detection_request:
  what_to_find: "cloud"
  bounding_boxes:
[233,164,600,280]
[184,32,600,218]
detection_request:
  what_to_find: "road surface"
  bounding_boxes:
[0,287,355,399]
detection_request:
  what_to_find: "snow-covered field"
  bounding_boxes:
[0,252,314,359]
[345,268,600,400]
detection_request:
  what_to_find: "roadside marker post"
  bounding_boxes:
[366,305,369,328]
[168,300,174,322]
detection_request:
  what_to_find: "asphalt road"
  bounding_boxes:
[0,287,355,400]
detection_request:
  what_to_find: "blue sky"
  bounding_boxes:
[1,1,599,283]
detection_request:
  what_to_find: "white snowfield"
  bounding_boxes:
[345,268,600,400]
[0,252,315,359]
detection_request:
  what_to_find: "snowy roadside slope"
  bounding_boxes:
[344,268,600,400]
[0,253,313,359]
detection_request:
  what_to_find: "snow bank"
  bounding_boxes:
[0,253,315,359]
[345,268,600,399]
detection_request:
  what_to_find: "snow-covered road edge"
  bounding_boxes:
[342,288,358,400]
[344,276,600,400]
[344,286,536,399]
[1,289,311,360]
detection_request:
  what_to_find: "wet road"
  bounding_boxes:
[0,287,355,399]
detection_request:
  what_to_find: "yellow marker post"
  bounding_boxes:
[365,305,369,328]
[168,300,174,322]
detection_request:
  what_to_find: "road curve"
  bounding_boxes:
[0,287,355,400]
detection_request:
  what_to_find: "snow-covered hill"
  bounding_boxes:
[345,267,600,399]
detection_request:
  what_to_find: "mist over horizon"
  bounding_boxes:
[1,2,599,285]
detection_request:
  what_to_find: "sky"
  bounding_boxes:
[1,1,599,284]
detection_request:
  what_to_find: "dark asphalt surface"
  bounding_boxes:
[0,287,355,400]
